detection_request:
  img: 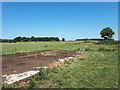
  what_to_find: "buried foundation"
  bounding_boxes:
[2,49,85,84]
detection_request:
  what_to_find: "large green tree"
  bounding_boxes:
[100,27,115,40]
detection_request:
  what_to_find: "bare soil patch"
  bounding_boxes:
[2,49,85,83]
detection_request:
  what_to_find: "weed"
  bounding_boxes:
[64,61,71,64]
[70,59,74,62]
[74,48,80,50]
[77,48,80,50]
[59,82,63,85]
[35,62,47,81]
[98,47,104,51]
[15,81,20,85]
[85,47,91,51]
[53,70,59,73]
[12,84,17,88]
[27,77,35,89]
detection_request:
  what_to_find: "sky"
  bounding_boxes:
[2,2,118,40]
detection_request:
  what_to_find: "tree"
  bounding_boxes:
[100,27,115,40]
[31,36,35,41]
[22,37,26,42]
[14,36,22,42]
[31,36,34,38]
[62,38,65,41]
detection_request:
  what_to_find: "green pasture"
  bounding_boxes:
[2,40,119,88]
[1,40,118,55]
[30,51,118,88]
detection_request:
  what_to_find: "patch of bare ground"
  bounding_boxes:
[2,49,85,84]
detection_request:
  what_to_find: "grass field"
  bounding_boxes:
[1,40,118,55]
[32,51,118,88]
[2,40,119,88]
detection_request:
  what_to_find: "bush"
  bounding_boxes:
[85,47,91,51]
[98,47,105,51]
[95,40,119,45]
[77,48,80,50]
[98,47,116,51]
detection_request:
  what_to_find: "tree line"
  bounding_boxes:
[0,36,66,43]
[0,27,115,43]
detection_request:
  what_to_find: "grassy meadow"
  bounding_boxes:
[1,40,118,55]
[2,40,119,88]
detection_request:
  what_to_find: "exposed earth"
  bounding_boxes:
[2,49,85,84]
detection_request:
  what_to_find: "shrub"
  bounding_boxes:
[85,47,91,51]
[35,62,47,81]
[77,48,80,50]
[95,40,119,45]
[98,47,105,51]
[98,47,116,51]
[27,77,35,89]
